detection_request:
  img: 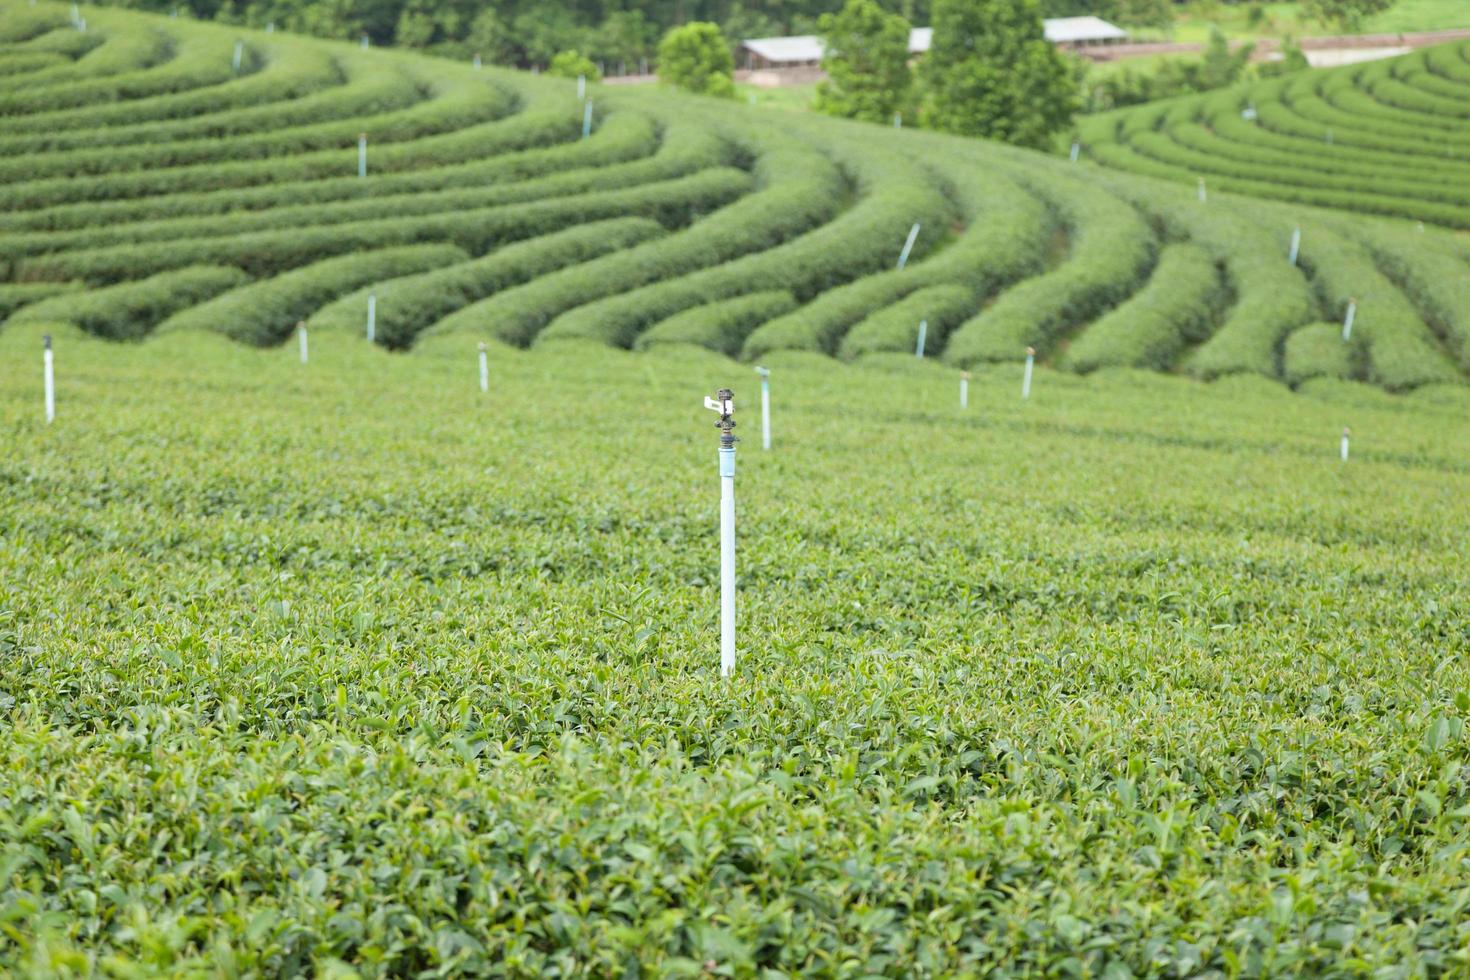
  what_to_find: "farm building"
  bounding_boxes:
[740,17,1129,70]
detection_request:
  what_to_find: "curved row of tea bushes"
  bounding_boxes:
[13,167,751,283]
[8,264,249,340]
[0,113,666,263]
[942,173,1155,366]
[1062,244,1224,373]
[2,24,170,94]
[428,140,845,347]
[1360,229,1470,372]
[0,5,69,41]
[536,134,955,349]
[309,218,667,349]
[742,155,1051,359]
[0,105,668,234]
[0,52,66,77]
[636,291,799,356]
[1284,322,1356,384]
[0,43,344,154]
[0,281,79,322]
[839,284,977,359]
[1297,226,1460,390]
[158,244,465,344]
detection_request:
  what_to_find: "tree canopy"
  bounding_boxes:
[814,0,913,124]
[658,22,737,97]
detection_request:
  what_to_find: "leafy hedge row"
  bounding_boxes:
[0,4,68,41]
[1,105,666,234]
[8,264,248,340]
[1297,226,1459,390]
[0,91,576,211]
[1364,73,1470,120]
[0,52,67,77]
[0,112,663,258]
[537,136,955,349]
[635,291,797,355]
[158,244,465,345]
[427,141,844,347]
[0,38,337,135]
[1362,228,1470,372]
[10,23,105,57]
[839,284,976,359]
[311,218,667,349]
[942,173,1156,366]
[1063,244,1223,373]
[0,68,515,182]
[1283,322,1355,385]
[0,281,80,322]
[743,159,1050,359]
[15,167,751,283]
[3,24,171,96]
[0,28,239,116]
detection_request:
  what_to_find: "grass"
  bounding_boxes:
[2,321,1469,974]
[735,82,817,111]
[1138,0,1470,44]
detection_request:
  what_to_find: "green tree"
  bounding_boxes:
[918,0,1075,149]
[1115,0,1172,31]
[548,49,600,81]
[657,22,735,98]
[1303,0,1395,30]
[1199,26,1252,89]
[814,0,913,124]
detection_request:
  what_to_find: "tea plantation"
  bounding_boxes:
[3,1,1470,976]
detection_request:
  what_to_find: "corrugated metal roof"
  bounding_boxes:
[744,18,1127,64]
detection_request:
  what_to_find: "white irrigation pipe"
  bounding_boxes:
[704,389,737,676]
[233,40,242,72]
[894,113,902,128]
[473,52,481,69]
[896,223,920,270]
[1342,299,1356,341]
[582,100,593,139]
[577,74,586,100]
[755,366,770,450]
[1022,346,1035,400]
[1070,141,1080,163]
[366,293,376,343]
[360,33,369,48]
[358,133,367,178]
[960,370,969,409]
[915,319,927,358]
[1197,177,1207,203]
[478,342,489,393]
[1289,228,1301,266]
[43,335,55,424]
[298,322,308,364]
[266,21,273,32]
[1341,427,1350,463]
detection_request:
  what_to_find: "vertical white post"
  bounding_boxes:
[896,223,920,270]
[1022,346,1035,400]
[1340,427,1350,463]
[358,133,367,178]
[640,57,647,75]
[366,293,376,343]
[360,33,369,48]
[233,40,242,72]
[915,319,927,358]
[582,100,593,139]
[1289,228,1301,266]
[1070,140,1080,163]
[473,52,481,69]
[43,335,55,424]
[266,21,273,32]
[704,389,737,677]
[1417,221,1426,234]
[298,322,308,364]
[478,342,489,393]
[1197,177,1207,203]
[577,74,586,100]
[755,366,770,450]
[1326,129,1333,145]
[1342,300,1356,341]
[960,370,969,409]
[77,16,84,30]
[894,112,901,128]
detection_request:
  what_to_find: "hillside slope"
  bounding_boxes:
[3,1,1470,392]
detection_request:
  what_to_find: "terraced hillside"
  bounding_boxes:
[1078,41,1470,229]
[3,2,1470,393]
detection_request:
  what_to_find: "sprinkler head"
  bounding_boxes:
[477,341,487,352]
[1025,346,1036,357]
[704,388,736,447]
[754,366,769,378]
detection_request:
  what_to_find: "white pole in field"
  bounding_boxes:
[704,388,737,677]
[896,223,920,270]
[360,33,369,48]
[1197,177,1207,203]
[478,342,489,393]
[915,319,927,358]
[577,74,586,100]
[1326,129,1333,145]
[960,370,969,409]
[582,100,593,139]
[755,366,770,450]
[1340,426,1350,463]
[43,335,55,424]
[77,15,84,30]
[298,322,308,364]
[473,52,481,69]
[1289,228,1301,266]
[366,293,376,343]
[1022,346,1035,399]
[894,112,901,128]
[1070,140,1080,163]
[1417,221,1425,233]
[358,133,367,178]
[266,21,273,32]
[1342,299,1356,341]
[233,40,242,72]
